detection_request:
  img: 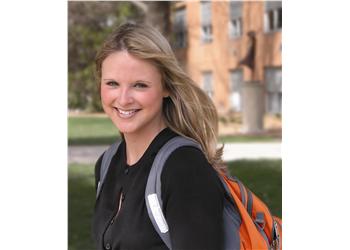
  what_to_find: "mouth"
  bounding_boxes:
[114,107,141,118]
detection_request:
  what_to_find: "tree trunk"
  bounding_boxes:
[132,1,171,39]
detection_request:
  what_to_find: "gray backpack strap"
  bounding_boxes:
[145,136,201,250]
[96,141,121,199]
[218,176,242,250]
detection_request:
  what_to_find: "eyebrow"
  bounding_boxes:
[102,79,153,84]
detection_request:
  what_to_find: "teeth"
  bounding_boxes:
[118,109,135,115]
[115,108,139,118]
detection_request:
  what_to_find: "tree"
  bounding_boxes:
[68,1,173,112]
[68,1,143,111]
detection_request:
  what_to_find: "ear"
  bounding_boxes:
[162,89,170,98]
[161,79,170,98]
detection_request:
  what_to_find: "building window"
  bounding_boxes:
[264,1,282,33]
[202,71,213,98]
[265,67,282,114]
[229,1,243,38]
[229,69,243,112]
[173,7,187,48]
[200,1,212,43]
[229,18,242,38]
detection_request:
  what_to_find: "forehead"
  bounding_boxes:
[101,51,161,82]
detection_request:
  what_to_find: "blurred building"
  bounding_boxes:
[170,1,282,121]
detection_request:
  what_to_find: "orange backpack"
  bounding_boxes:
[220,174,282,250]
[98,136,282,249]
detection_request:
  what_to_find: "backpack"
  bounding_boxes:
[96,136,282,250]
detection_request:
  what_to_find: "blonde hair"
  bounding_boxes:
[95,22,226,172]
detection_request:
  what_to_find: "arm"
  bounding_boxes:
[161,146,224,250]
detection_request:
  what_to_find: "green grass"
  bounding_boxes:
[227,159,282,217]
[68,116,120,145]
[68,164,95,250]
[68,116,280,145]
[68,160,281,249]
[219,134,280,143]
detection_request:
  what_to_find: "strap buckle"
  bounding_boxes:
[255,212,266,229]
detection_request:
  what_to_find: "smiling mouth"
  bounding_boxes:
[114,108,140,118]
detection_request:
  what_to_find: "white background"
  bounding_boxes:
[0,1,349,249]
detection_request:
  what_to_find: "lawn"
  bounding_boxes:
[68,164,96,250]
[68,160,281,250]
[219,134,280,143]
[68,116,120,145]
[226,160,282,216]
[68,115,280,145]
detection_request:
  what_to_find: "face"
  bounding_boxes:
[100,51,168,139]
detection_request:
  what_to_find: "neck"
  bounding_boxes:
[123,124,167,166]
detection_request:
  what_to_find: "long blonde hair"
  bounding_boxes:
[95,22,225,172]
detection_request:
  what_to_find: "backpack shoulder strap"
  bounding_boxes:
[145,136,201,250]
[96,141,121,199]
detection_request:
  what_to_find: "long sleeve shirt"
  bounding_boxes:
[92,128,224,250]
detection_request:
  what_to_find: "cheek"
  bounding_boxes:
[100,87,113,104]
[140,91,164,109]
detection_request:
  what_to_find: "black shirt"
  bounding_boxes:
[92,128,224,250]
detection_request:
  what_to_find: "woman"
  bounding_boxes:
[92,22,227,250]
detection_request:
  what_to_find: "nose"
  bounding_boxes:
[117,86,134,106]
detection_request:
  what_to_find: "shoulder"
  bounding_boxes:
[161,146,222,193]
[94,140,124,182]
[163,146,210,175]
[94,152,104,183]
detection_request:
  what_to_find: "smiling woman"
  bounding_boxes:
[100,51,169,155]
[92,22,227,250]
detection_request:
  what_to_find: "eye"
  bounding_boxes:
[134,82,149,89]
[106,81,118,87]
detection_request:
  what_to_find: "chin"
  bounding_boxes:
[115,124,139,135]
